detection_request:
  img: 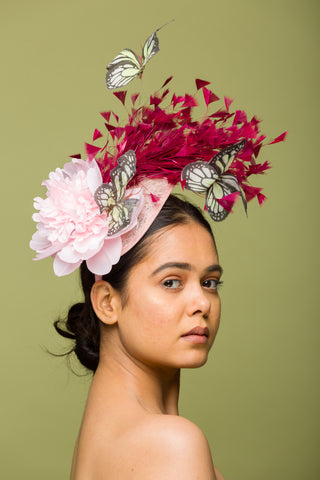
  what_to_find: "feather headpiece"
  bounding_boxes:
[30,34,286,277]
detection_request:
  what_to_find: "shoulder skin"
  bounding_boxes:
[101,415,219,479]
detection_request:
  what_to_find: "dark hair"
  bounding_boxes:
[54,195,216,372]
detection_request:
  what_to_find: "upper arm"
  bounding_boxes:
[134,416,217,480]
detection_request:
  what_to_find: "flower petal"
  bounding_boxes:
[53,255,82,277]
[87,159,103,195]
[58,245,82,263]
[86,237,122,275]
[30,230,51,251]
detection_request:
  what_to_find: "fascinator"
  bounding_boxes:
[30,25,286,277]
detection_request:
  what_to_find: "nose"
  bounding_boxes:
[186,284,211,318]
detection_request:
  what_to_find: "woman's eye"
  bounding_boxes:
[162,279,181,289]
[202,279,223,290]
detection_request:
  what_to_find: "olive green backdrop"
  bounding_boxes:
[1,0,319,478]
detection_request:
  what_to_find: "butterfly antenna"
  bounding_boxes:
[155,19,175,33]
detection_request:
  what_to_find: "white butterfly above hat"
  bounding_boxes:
[105,21,173,90]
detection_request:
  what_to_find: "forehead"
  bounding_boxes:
[137,222,218,272]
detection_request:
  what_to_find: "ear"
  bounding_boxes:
[90,281,122,325]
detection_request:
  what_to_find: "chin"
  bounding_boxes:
[178,352,209,369]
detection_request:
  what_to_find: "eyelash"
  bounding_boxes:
[203,279,224,290]
[161,279,223,290]
[162,279,182,289]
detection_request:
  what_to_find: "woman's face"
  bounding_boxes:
[116,221,222,371]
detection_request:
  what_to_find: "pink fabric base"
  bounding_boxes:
[94,178,174,282]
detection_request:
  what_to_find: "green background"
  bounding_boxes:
[1,0,319,478]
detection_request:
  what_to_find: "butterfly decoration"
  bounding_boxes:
[94,150,139,235]
[105,20,173,90]
[181,140,247,222]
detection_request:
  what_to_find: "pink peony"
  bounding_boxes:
[30,158,140,276]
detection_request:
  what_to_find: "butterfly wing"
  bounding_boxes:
[108,198,139,236]
[206,174,247,221]
[142,30,160,66]
[221,174,247,215]
[106,49,142,89]
[181,161,219,193]
[210,139,246,175]
[94,151,138,234]
[94,184,116,214]
[141,20,174,66]
[116,149,137,172]
[110,150,137,201]
[206,188,230,222]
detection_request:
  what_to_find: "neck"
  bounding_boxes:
[93,332,181,416]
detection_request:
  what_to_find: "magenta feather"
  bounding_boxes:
[85,78,285,207]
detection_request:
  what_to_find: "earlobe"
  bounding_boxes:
[90,281,121,325]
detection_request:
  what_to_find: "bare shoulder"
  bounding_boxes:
[76,413,226,480]
[126,415,217,479]
[144,414,212,450]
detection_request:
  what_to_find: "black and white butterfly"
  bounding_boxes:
[94,150,139,235]
[181,140,247,222]
[105,21,173,90]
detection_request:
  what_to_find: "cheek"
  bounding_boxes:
[130,291,177,335]
[208,297,221,343]
[118,290,180,359]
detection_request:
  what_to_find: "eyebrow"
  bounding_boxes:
[151,262,223,276]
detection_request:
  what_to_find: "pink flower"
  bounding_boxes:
[30,158,139,276]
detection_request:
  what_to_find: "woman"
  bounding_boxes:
[30,66,282,478]
[65,195,225,479]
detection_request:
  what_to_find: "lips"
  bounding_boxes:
[182,326,209,337]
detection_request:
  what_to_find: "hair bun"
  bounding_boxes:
[55,299,100,372]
